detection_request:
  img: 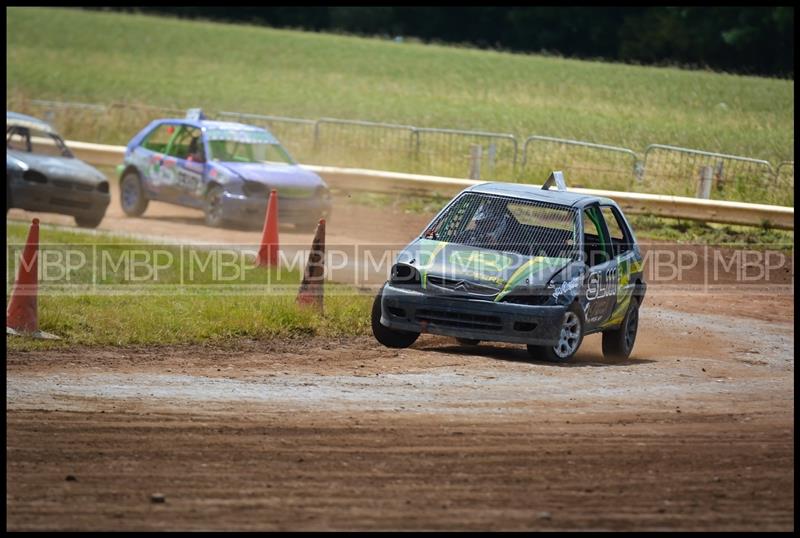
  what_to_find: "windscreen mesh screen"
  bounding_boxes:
[423,192,578,258]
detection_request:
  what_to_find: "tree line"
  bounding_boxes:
[91,7,793,77]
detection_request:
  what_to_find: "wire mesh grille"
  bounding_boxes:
[425,192,578,259]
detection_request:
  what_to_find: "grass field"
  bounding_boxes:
[6,222,372,350]
[6,7,794,165]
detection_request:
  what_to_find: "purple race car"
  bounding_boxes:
[117,110,331,230]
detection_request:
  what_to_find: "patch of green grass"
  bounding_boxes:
[6,222,372,350]
[342,190,450,215]
[7,7,793,165]
[628,213,794,249]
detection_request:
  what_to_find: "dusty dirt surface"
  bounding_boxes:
[7,293,794,531]
[6,175,794,530]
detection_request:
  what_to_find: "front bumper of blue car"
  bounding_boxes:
[379,283,568,346]
[219,192,332,226]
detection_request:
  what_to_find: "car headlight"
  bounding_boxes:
[390,263,420,286]
[501,285,553,306]
[242,180,268,197]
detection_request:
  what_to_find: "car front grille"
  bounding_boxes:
[426,275,501,297]
[502,293,552,306]
[415,308,502,331]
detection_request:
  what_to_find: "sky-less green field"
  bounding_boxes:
[6,7,794,164]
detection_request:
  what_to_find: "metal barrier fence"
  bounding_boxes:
[641,144,780,205]
[23,99,187,146]
[413,127,517,180]
[217,111,317,163]
[313,118,417,172]
[775,161,795,206]
[6,98,794,206]
[520,136,639,192]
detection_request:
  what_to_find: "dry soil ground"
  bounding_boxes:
[6,185,795,531]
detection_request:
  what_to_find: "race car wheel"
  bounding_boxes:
[527,302,585,363]
[371,287,420,349]
[204,185,227,228]
[120,171,149,217]
[456,338,481,346]
[74,212,105,228]
[602,298,640,359]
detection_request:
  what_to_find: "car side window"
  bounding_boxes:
[7,127,30,152]
[600,205,632,256]
[582,206,610,267]
[141,124,177,154]
[167,126,203,160]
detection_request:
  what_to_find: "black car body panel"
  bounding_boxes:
[7,111,110,224]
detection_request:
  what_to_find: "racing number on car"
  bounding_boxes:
[176,168,200,192]
[585,267,618,325]
[586,267,617,300]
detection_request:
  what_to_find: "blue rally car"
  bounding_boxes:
[118,110,332,230]
[372,172,647,362]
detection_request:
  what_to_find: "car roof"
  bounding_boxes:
[158,118,265,132]
[6,111,56,134]
[154,118,279,142]
[466,181,615,208]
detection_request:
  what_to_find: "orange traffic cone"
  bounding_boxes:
[296,219,326,312]
[6,218,59,339]
[256,189,279,267]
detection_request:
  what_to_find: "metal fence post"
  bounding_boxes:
[696,166,713,199]
[469,144,482,180]
[714,161,725,193]
[487,143,496,178]
[313,120,321,153]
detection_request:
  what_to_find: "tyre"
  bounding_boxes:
[74,213,105,228]
[204,185,227,227]
[371,287,420,349]
[456,338,480,346]
[602,298,640,359]
[527,302,585,363]
[120,171,149,217]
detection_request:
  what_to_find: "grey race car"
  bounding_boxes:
[6,111,110,227]
[372,172,647,362]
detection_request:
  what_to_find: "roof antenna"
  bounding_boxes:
[542,170,567,191]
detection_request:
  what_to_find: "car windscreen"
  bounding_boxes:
[6,126,72,158]
[205,128,295,166]
[422,192,578,259]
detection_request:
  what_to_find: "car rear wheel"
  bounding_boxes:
[74,213,105,228]
[120,171,149,217]
[527,302,584,363]
[371,286,420,349]
[204,185,227,228]
[602,298,639,359]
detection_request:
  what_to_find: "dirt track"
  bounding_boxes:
[6,179,795,530]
